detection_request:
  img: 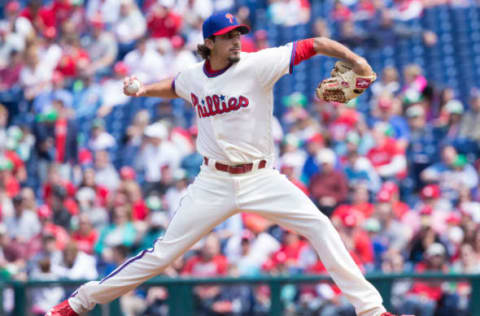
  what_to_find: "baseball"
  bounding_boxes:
[126,78,140,94]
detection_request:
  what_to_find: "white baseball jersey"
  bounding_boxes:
[173,43,296,164]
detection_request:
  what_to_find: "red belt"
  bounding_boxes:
[204,157,266,174]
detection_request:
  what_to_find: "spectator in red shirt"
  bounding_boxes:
[331,1,353,21]
[182,233,228,309]
[0,50,23,92]
[280,163,309,195]
[309,148,348,217]
[367,122,407,180]
[71,214,98,255]
[49,0,74,27]
[182,233,228,277]
[0,156,20,198]
[147,2,182,39]
[20,0,55,33]
[270,229,308,273]
[401,243,448,315]
[55,35,89,78]
[337,210,374,268]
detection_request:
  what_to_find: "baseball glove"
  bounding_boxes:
[316,61,377,103]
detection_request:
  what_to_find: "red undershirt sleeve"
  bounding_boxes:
[293,38,316,66]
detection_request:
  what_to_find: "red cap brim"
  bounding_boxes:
[213,24,250,36]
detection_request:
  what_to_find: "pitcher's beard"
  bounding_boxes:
[229,55,240,63]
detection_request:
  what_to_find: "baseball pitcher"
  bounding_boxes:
[48,12,402,316]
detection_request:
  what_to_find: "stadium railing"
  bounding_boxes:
[2,272,480,316]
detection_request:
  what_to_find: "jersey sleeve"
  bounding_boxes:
[172,71,190,101]
[253,42,296,88]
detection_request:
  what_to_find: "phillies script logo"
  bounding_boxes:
[225,13,234,23]
[355,78,372,89]
[191,93,249,118]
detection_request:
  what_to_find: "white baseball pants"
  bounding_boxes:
[69,163,386,316]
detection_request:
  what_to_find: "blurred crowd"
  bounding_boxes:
[1,0,480,315]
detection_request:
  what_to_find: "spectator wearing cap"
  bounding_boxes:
[372,199,411,256]
[224,229,260,276]
[96,61,131,117]
[0,1,28,68]
[164,168,189,217]
[77,167,109,221]
[309,148,348,217]
[19,0,55,34]
[378,181,410,220]
[136,122,182,192]
[0,155,20,198]
[413,184,453,234]
[55,34,90,78]
[421,145,478,202]
[182,233,229,314]
[459,90,480,153]
[406,104,439,190]
[164,35,198,77]
[4,193,41,242]
[146,1,183,39]
[335,209,374,269]
[0,50,24,97]
[30,252,65,315]
[71,72,103,121]
[457,185,480,223]
[19,45,53,101]
[123,36,168,85]
[35,98,78,175]
[33,71,73,114]
[136,203,167,252]
[84,16,118,78]
[48,184,72,229]
[113,0,147,59]
[49,0,74,27]
[342,132,381,193]
[94,204,137,255]
[300,133,324,185]
[438,99,470,150]
[373,92,410,146]
[180,126,203,181]
[401,242,449,316]
[333,183,375,224]
[371,66,401,99]
[71,214,98,255]
[3,127,27,184]
[32,204,69,252]
[327,101,360,148]
[86,0,121,28]
[121,110,151,167]
[367,122,407,180]
[87,118,116,152]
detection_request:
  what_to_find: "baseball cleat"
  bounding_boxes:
[45,299,78,316]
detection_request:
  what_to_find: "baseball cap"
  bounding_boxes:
[144,123,168,139]
[421,184,441,199]
[120,166,136,180]
[419,205,433,216]
[426,243,445,257]
[406,105,425,118]
[376,189,393,203]
[445,100,464,115]
[316,148,336,165]
[202,12,250,39]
